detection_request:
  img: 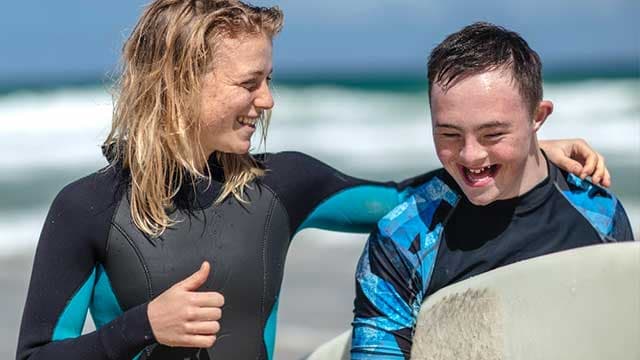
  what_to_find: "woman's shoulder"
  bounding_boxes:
[53,164,128,215]
[39,164,129,258]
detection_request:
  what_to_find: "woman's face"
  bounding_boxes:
[199,33,274,156]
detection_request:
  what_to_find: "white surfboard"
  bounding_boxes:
[306,242,640,360]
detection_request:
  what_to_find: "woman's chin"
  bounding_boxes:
[209,139,252,155]
[228,141,252,155]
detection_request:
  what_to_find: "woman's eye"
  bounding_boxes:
[241,81,257,90]
[486,133,505,138]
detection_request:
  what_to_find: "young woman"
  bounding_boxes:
[16,1,609,359]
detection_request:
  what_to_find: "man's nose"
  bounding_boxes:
[459,137,488,165]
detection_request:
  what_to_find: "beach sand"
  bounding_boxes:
[1,252,33,360]
[1,230,367,360]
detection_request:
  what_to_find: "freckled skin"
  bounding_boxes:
[430,68,554,205]
[199,34,274,156]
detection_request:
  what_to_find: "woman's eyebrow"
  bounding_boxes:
[243,68,273,77]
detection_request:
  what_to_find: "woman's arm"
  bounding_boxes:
[16,172,155,360]
[262,139,609,237]
[17,170,226,359]
[260,152,432,235]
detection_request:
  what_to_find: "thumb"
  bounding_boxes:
[178,261,210,291]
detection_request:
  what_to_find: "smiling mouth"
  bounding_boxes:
[237,116,258,128]
[459,164,501,187]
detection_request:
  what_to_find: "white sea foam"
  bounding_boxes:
[0,88,111,172]
[0,79,637,172]
[0,79,638,254]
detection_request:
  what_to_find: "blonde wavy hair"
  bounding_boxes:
[103,0,283,237]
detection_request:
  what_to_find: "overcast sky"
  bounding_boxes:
[1,0,638,82]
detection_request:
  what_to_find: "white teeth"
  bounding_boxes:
[468,166,491,174]
[237,117,258,126]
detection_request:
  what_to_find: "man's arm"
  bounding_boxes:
[352,230,418,359]
[351,191,449,359]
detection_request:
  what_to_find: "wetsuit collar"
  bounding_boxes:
[174,153,226,210]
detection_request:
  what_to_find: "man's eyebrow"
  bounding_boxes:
[435,121,511,132]
[475,121,511,131]
[435,123,463,131]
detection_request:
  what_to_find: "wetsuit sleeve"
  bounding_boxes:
[260,151,433,235]
[16,173,155,360]
[350,175,455,359]
[351,227,432,359]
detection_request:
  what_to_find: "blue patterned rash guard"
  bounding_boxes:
[351,161,634,359]
[17,151,434,360]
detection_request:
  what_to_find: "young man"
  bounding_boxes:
[350,22,634,359]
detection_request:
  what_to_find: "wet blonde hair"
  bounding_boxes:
[103,0,283,237]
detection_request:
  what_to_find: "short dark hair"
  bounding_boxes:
[427,22,543,115]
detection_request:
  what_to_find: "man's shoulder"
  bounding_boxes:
[553,166,627,238]
[554,166,620,209]
[377,169,459,242]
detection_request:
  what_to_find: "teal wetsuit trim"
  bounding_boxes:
[52,267,96,341]
[297,185,408,234]
[89,264,144,360]
[90,264,124,327]
[264,296,280,360]
[90,265,143,360]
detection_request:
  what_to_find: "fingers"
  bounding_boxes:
[577,146,597,180]
[148,261,225,349]
[185,305,223,322]
[591,153,604,184]
[185,321,221,335]
[591,153,610,187]
[557,158,583,177]
[570,142,611,187]
[602,167,612,187]
[177,261,210,291]
[183,334,217,348]
[190,292,225,308]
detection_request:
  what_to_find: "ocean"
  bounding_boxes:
[1,75,638,256]
[1,74,639,358]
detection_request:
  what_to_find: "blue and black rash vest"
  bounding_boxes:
[351,159,634,359]
[16,151,432,360]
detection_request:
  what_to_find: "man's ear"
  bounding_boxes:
[533,100,553,132]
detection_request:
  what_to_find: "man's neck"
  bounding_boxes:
[516,146,549,198]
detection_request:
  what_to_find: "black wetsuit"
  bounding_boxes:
[17,152,430,360]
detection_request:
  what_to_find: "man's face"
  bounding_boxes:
[430,68,548,205]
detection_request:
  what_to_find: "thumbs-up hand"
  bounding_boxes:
[147,261,225,348]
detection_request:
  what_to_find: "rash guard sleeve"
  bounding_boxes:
[16,170,155,360]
